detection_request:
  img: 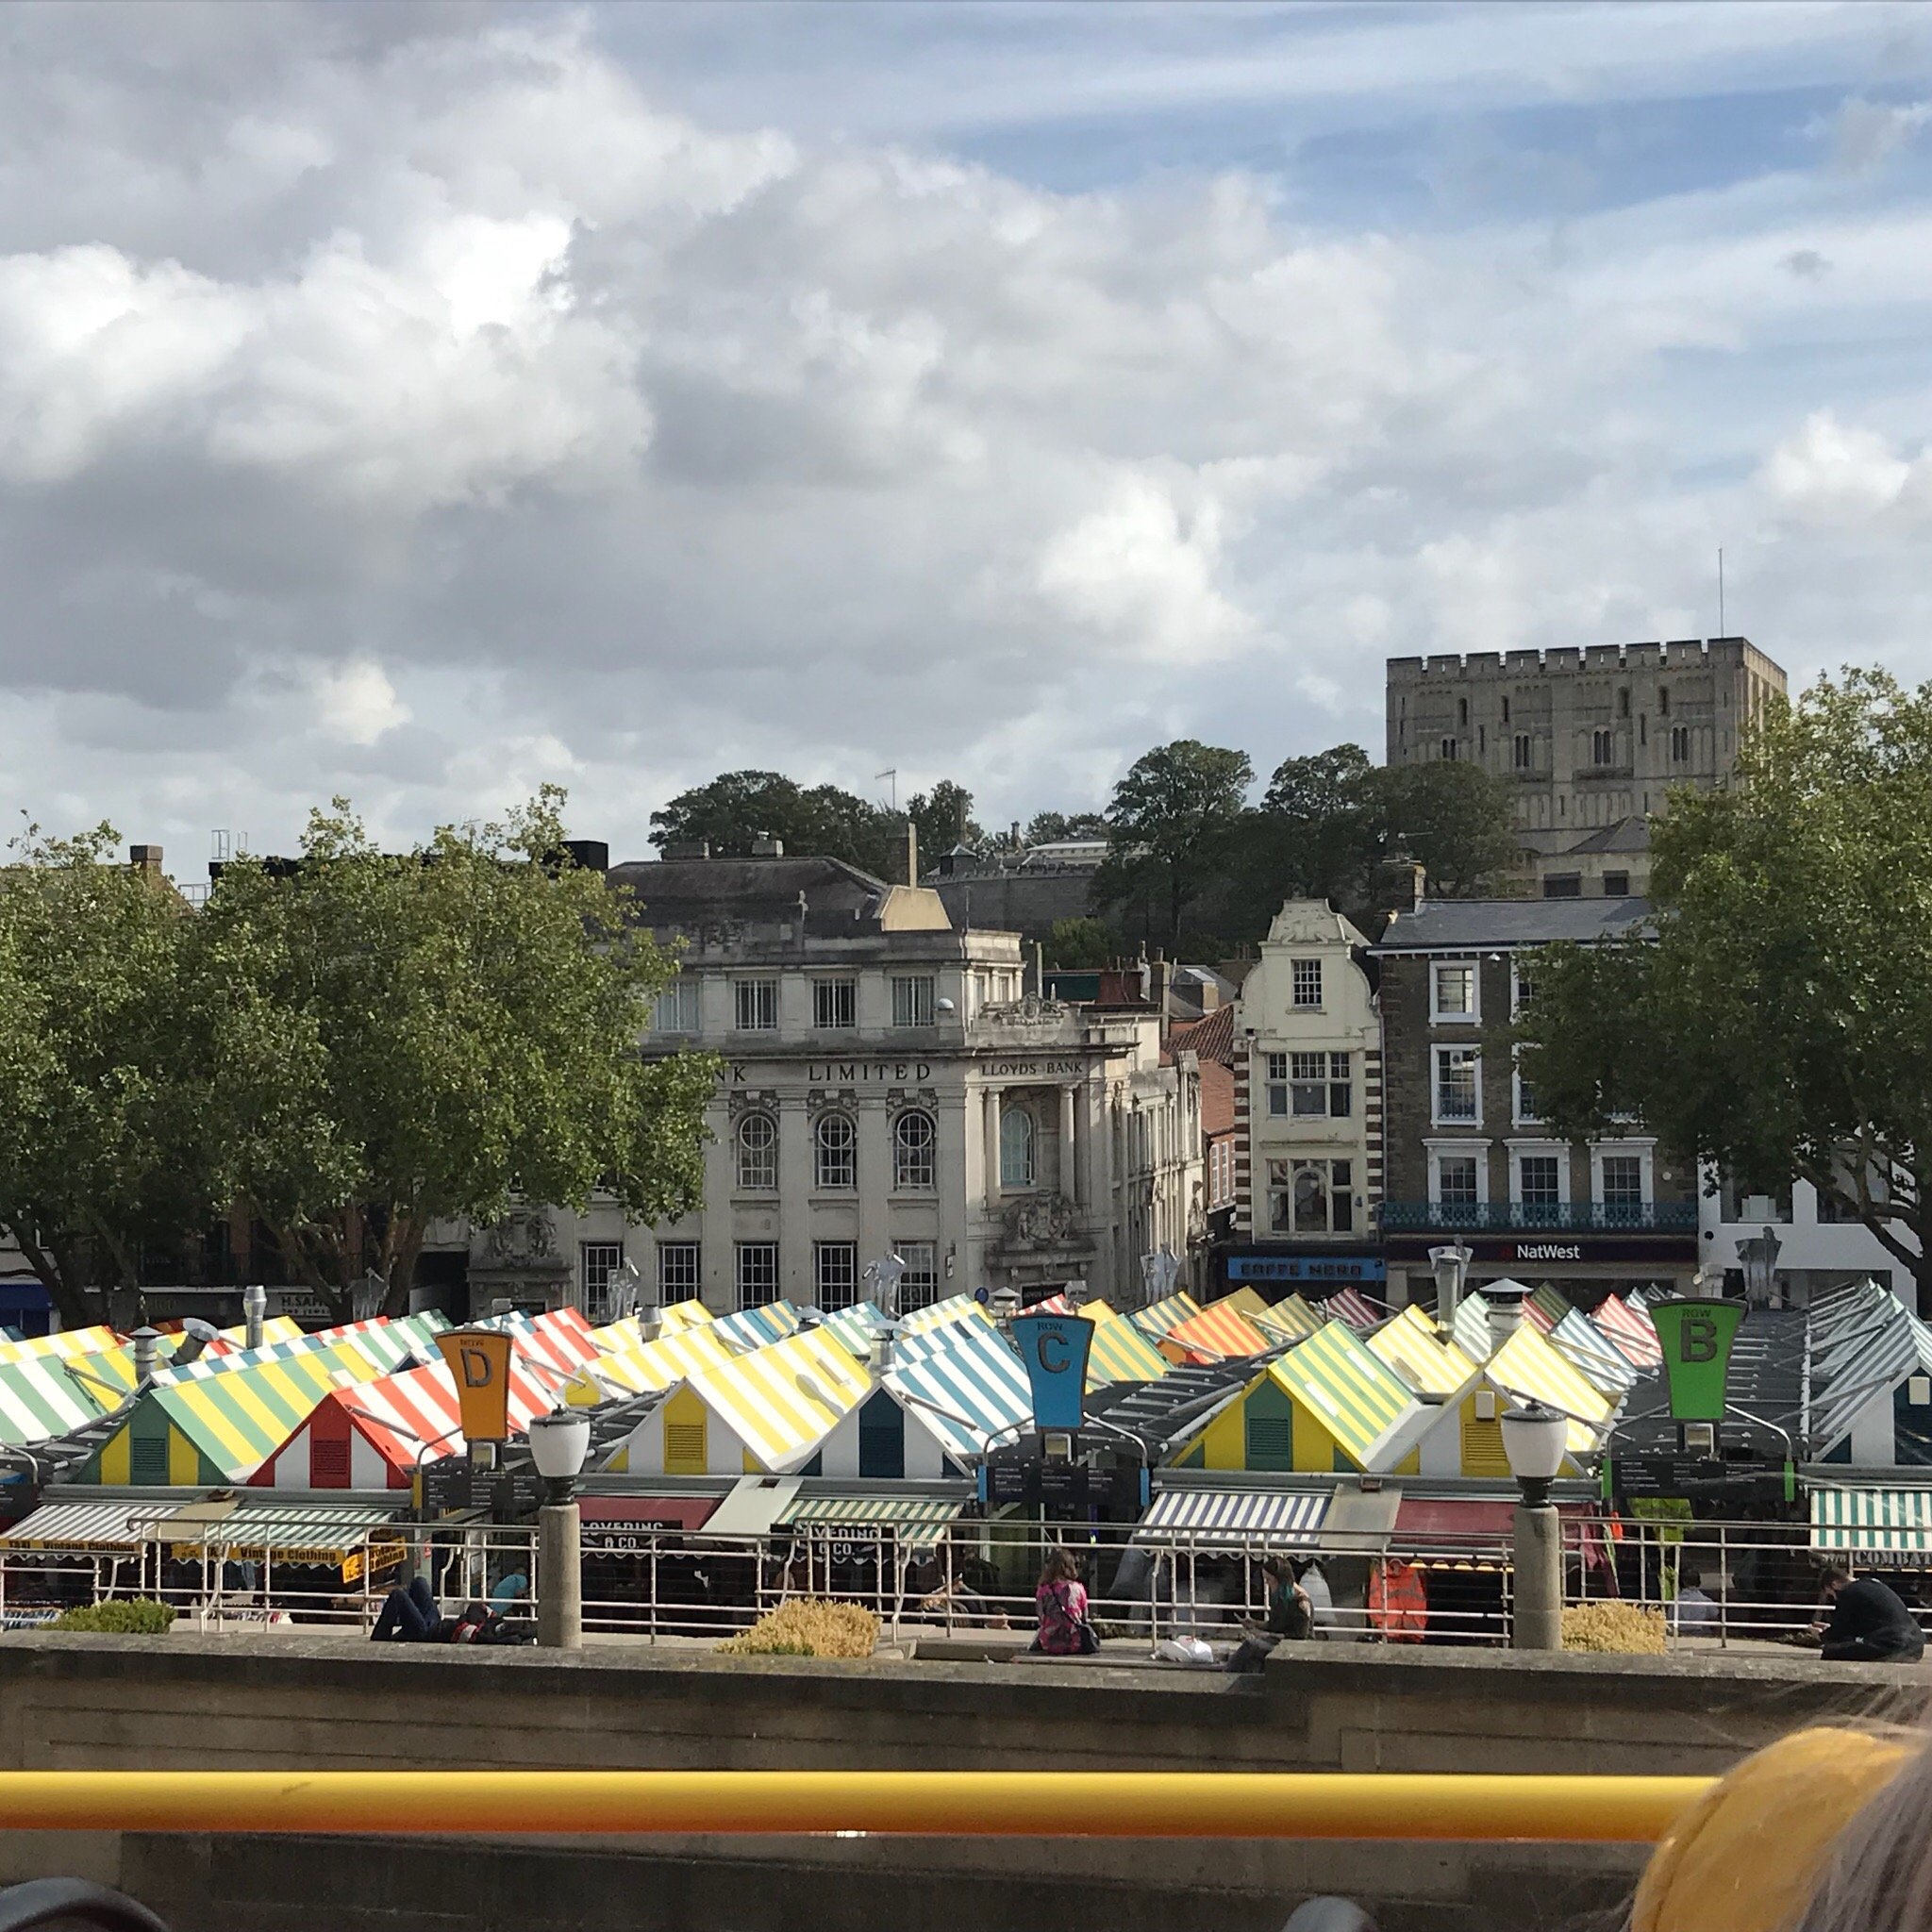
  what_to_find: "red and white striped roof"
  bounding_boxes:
[1322,1288,1384,1331]
[1592,1293,1663,1367]
[495,1308,602,1378]
[249,1352,570,1491]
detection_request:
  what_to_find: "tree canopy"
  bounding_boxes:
[908,780,985,863]
[649,770,901,875]
[1096,739,1255,941]
[1514,669,1932,1305]
[0,792,717,1325]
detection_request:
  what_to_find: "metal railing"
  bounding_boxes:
[1,1512,1906,1657]
[1377,1201,1699,1234]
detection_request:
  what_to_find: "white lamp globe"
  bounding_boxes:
[1500,1401,1568,1486]
[527,1408,591,1484]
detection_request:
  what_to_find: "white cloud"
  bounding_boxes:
[313,660,410,745]
[1823,96,1932,175]
[1761,411,1929,522]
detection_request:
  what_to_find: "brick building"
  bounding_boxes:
[1371,893,1699,1308]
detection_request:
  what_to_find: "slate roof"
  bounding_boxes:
[604,855,909,937]
[1374,897,1653,952]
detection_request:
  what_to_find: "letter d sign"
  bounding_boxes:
[436,1327,516,1443]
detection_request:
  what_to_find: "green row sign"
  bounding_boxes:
[1647,1298,1745,1423]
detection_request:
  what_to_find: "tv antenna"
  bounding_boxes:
[1717,547,1725,637]
[875,768,897,812]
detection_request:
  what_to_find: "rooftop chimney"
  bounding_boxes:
[1411,862,1427,910]
[1487,1288,1526,1356]
[900,818,919,888]
[750,836,785,858]
[661,840,710,861]
[128,844,164,877]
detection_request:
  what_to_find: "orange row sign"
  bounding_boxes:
[434,1328,515,1443]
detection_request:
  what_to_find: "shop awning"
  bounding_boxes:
[1392,1495,1600,1571]
[0,1499,185,1551]
[579,1494,720,1538]
[696,1475,801,1540]
[178,1501,401,1565]
[1135,1487,1329,1553]
[1811,1487,1932,1564]
[781,1494,965,1536]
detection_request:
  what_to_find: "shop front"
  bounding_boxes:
[1384,1230,1698,1310]
[1218,1249,1386,1296]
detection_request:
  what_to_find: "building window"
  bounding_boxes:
[893,1109,937,1190]
[814,1112,857,1191]
[734,978,777,1031]
[896,1241,938,1310]
[1542,874,1582,899]
[1658,685,1670,716]
[1440,738,1457,761]
[1512,732,1532,770]
[1671,724,1690,763]
[891,974,936,1027]
[657,1242,700,1301]
[813,977,857,1029]
[1513,1062,1541,1124]
[1600,1155,1644,1209]
[735,1241,779,1309]
[814,1241,858,1311]
[1502,695,1511,723]
[1000,1106,1036,1188]
[1516,1153,1562,1215]
[1592,728,1613,765]
[1603,871,1630,895]
[1434,1046,1479,1124]
[1457,697,1469,727]
[1287,1052,1352,1117]
[1265,1051,1290,1116]
[653,979,700,1034]
[1511,963,1534,1013]
[1274,1158,1355,1235]
[736,1112,777,1191]
[580,1242,624,1312]
[1435,1154,1480,1208]
[1618,688,1630,719]
[1431,962,1477,1021]
[1291,958,1323,1008]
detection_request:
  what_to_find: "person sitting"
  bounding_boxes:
[1224,1556,1314,1674]
[1808,1563,1926,1662]
[1032,1546,1100,1656]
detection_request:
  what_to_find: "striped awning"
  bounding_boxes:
[1811,1488,1932,1562]
[1130,1293,1202,1343]
[182,1502,402,1563]
[1135,1487,1330,1552]
[781,1494,965,1534]
[1082,1309,1173,1389]
[1166,1301,1270,1365]
[0,1355,112,1445]
[0,1499,185,1549]
[1258,1294,1326,1342]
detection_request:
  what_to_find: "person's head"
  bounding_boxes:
[1040,1546,1081,1588]
[1261,1556,1291,1585]
[1820,1561,1854,1600]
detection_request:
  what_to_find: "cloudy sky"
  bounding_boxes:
[8,0,1932,874]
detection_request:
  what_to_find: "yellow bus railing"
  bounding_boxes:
[0,1772,1708,1841]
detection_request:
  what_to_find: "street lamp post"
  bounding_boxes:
[1427,1242,1473,1326]
[528,1409,591,1651]
[1501,1400,1568,1651]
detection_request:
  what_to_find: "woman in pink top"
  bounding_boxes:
[1033,1547,1099,1656]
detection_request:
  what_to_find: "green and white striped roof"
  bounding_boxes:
[0,1354,115,1445]
[1811,1487,1932,1562]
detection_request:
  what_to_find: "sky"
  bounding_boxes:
[9,0,1932,874]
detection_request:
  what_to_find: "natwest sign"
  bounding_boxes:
[1386,1233,1697,1266]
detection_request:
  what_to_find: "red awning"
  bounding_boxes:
[1393,1496,1600,1569]
[579,1495,719,1536]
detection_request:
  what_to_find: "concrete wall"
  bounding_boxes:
[0,1632,1915,1932]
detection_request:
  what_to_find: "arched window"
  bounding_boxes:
[736,1112,777,1191]
[893,1110,937,1191]
[1292,1164,1329,1235]
[814,1111,857,1191]
[1000,1106,1035,1189]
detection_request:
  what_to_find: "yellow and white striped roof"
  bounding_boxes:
[1369,1306,1482,1401]
[678,1326,873,1472]
[1484,1324,1614,1458]
[899,1294,984,1337]
[654,1300,716,1337]
[567,1322,739,1402]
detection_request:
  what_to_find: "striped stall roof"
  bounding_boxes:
[493,1308,603,1378]
[1591,1294,1662,1368]
[1369,1305,1481,1400]
[1131,1293,1203,1342]
[62,1317,310,1397]
[1166,1301,1271,1365]
[1271,1323,1424,1471]
[1547,1308,1642,1396]
[1485,1324,1614,1460]
[0,1498,183,1549]
[265,1350,571,1484]
[1811,1487,1932,1561]
[819,1303,888,1357]
[191,1500,402,1563]
[321,1312,451,1375]
[1320,1288,1384,1331]
[139,1341,386,1482]
[1135,1486,1329,1552]
[0,1324,124,1363]
[1526,1284,1573,1332]
[568,1323,739,1400]
[1808,1285,1932,1457]
[1451,1296,1497,1363]
[1217,1288,1277,1325]
[780,1493,964,1534]
[680,1327,872,1473]
[887,1321,1033,1460]
[1082,1312,1174,1389]
[1257,1294,1327,1342]
[0,1355,115,1445]
[1023,1292,1074,1317]
[898,1294,983,1338]
[656,1300,715,1336]
[709,1302,804,1353]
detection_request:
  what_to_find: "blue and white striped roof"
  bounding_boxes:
[1547,1308,1642,1395]
[709,1303,802,1353]
[1135,1486,1330,1552]
[1808,1281,1932,1456]
[885,1319,1033,1459]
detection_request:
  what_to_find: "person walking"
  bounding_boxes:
[1807,1563,1925,1661]
[1032,1547,1099,1656]
[1225,1556,1314,1674]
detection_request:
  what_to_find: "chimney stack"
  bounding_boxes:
[750,836,785,858]
[900,818,919,888]
[1487,1288,1525,1356]
[1411,862,1427,910]
[128,844,164,877]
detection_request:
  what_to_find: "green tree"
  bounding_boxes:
[1025,810,1109,845]
[650,770,898,875]
[1096,740,1254,941]
[1233,744,1384,916]
[193,789,716,1319]
[1045,917,1120,970]
[907,781,985,864]
[1514,669,1932,1308]
[0,825,208,1327]
[1368,759,1520,901]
